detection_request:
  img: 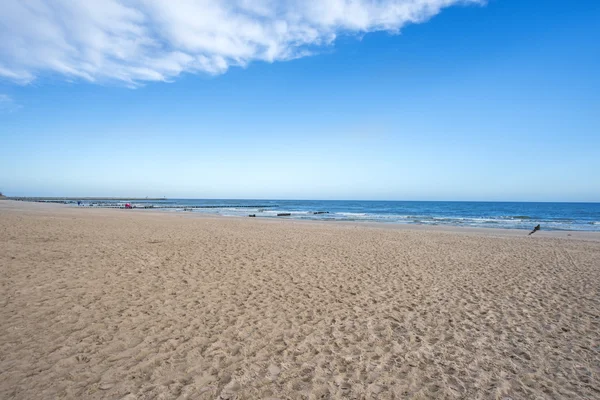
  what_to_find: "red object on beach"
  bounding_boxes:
[125,203,132,209]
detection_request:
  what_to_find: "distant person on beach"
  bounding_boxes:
[529,224,541,235]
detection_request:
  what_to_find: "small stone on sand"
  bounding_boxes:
[268,364,281,378]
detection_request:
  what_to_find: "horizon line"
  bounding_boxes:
[5,196,599,204]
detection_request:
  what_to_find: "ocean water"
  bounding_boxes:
[76,199,600,231]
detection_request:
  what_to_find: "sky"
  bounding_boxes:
[0,0,599,201]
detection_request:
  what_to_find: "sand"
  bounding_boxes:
[1,200,599,399]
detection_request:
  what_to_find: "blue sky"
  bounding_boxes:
[1,0,599,201]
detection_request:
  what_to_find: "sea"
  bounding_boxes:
[74,199,600,232]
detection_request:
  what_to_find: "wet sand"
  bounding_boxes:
[1,200,599,399]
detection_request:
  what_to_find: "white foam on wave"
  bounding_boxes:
[259,210,312,216]
[337,212,368,216]
[162,205,598,232]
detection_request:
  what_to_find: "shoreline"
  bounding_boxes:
[2,199,599,241]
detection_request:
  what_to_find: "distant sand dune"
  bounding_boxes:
[1,201,599,399]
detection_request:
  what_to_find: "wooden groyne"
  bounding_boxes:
[10,197,167,202]
[81,204,278,210]
[8,198,278,210]
[7,198,333,216]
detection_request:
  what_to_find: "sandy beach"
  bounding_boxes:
[1,200,599,399]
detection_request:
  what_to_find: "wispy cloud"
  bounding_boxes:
[0,0,483,86]
[0,94,21,113]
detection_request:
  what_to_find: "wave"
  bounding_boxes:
[336,212,368,217]
[125,201,600,232]
[175,210,600,231]
[495,215,533,220]
[259,210,314,216]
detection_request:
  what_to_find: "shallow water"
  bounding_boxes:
[72,199,600,231]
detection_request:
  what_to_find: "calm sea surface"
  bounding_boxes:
[74,199,600,231]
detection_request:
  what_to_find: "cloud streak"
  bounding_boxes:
[0,0,483,86]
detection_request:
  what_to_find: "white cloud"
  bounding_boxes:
[0,0,483,86]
